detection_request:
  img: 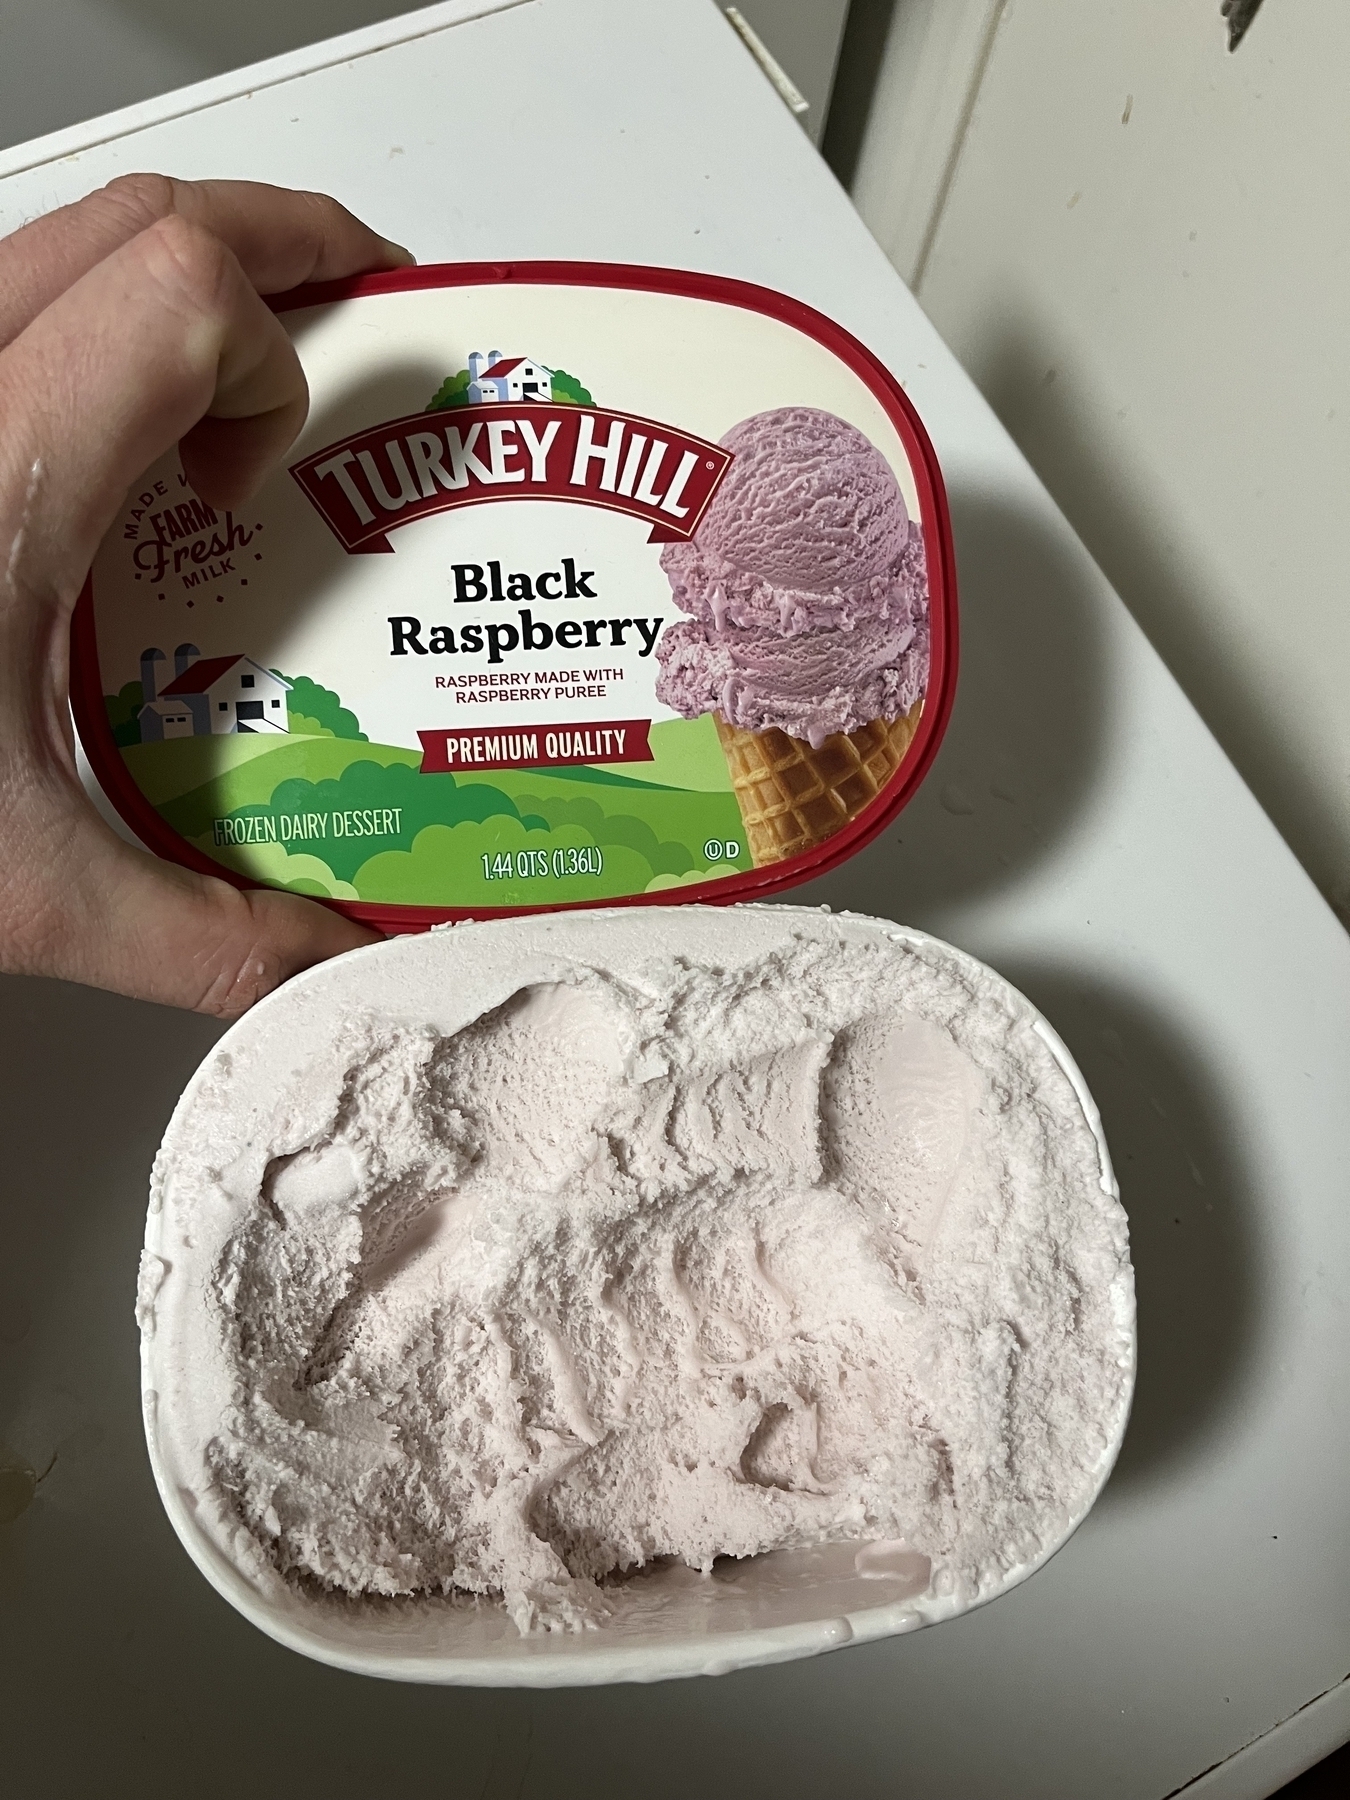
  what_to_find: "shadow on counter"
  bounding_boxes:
[968,309,1345,917]
[993,961,1265,1495]
[807,482,1112,925]
[0,978,223,1471]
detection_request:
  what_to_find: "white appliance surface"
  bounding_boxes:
[0,4,1346,1795]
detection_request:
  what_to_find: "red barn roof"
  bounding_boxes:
[158,654,247,695]
[158,655,291,697]
[476,356,546,381]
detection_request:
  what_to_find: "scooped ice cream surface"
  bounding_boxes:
[664,406,913,627]
[656,407,930,746]
[657,609,923,750]
[141,909,1132,1639]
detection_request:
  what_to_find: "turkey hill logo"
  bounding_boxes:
[290,350,733,555]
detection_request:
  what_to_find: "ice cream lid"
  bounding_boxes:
[73,263,956,930]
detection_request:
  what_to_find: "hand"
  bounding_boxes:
[0,175,411,1016]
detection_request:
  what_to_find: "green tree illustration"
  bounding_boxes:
[514,792,693,875]
[104,680,143,747]
[426,369,472,410]
[223,758,526,882]
[549,369,594,406]
[276,674,366,740]
[353,818,652,905]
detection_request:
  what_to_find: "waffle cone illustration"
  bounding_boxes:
[715,700,922,867]
[654,408,933,871]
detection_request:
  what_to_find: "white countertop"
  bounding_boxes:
[1,3,1346,1795]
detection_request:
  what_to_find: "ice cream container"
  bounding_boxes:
[72,264,956,929]
[139,907,1134,1686]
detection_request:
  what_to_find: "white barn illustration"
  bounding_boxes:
[138,644,291,740]
[467,350,553,404]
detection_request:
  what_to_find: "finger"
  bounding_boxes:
[0,747,377,1015]
[0,350,377,1014]
[0,211,312,596]
[0,173,413,351]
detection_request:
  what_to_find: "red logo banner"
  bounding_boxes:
[291,405,732,553]
[417,718,654,774]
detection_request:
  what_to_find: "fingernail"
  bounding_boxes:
[381,238,417,266]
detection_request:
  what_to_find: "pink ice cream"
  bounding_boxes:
[655,407,929,747]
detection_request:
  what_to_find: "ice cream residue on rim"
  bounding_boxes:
[141,912,1133,1640]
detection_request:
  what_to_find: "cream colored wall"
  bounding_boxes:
[843,0,1350,917]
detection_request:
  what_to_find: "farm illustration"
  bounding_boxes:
[102,662,743,907]
[135,644,291,741]
[426,352,594,412]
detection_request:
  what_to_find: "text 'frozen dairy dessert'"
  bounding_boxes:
[656,407,931,866]
[140,910,1133,1666]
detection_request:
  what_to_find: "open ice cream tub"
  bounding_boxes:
[72,263,956,925]
[139,907,1134,1686]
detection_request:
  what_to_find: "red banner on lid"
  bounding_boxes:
[417,718,654,774]
[291,404,732,553]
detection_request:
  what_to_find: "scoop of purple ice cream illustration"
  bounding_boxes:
[655,406,929,866]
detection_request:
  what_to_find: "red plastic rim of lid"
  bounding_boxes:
[70,260,959,935]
